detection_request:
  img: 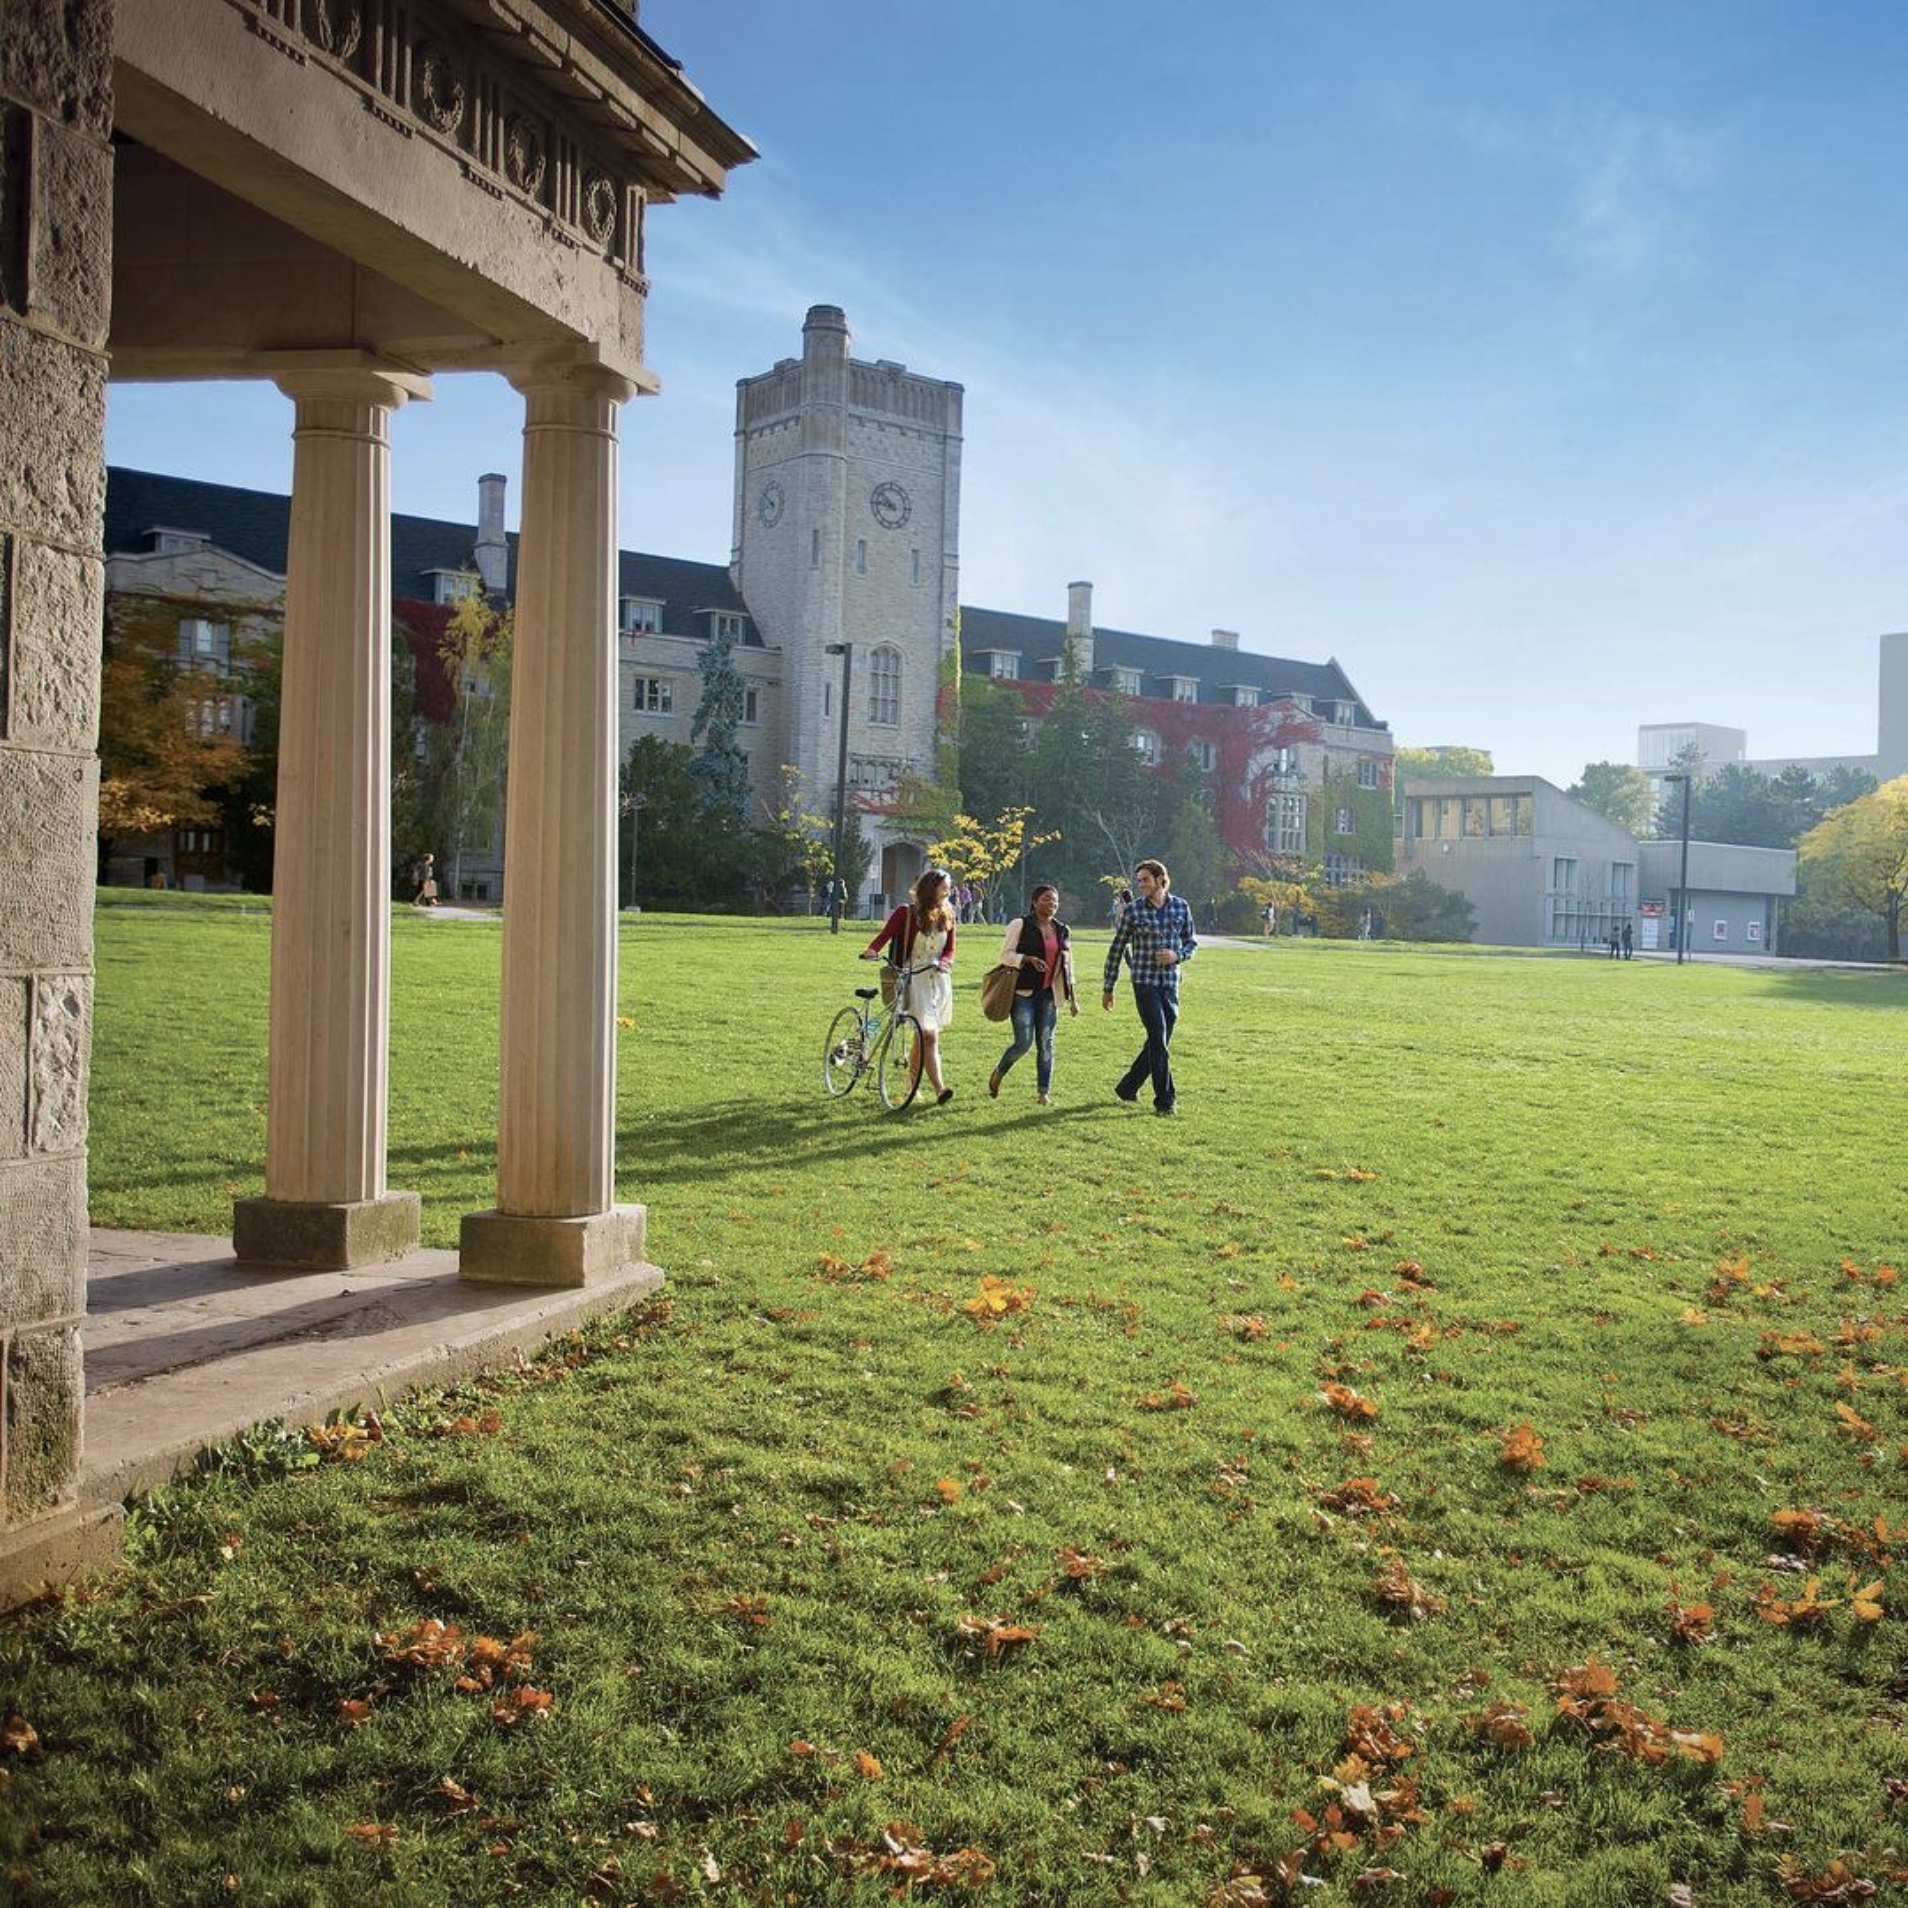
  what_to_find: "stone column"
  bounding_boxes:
[461,363,645,1286]
[0,0,123,1603]
[232,363,429,1270]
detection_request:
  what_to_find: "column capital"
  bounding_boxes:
[502,349,647,407]
[270,350,433,411]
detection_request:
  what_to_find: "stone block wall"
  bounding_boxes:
[0,0,112,1546]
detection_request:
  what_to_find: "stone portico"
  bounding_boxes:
[0,0,751,1605]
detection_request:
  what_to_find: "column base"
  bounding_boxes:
[233,1192,422,1270]
[459,1203,648,1288]
[0,1500,124,1614]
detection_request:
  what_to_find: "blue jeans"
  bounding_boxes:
[997,988,1058,1094]
[1117,983,1178,1109]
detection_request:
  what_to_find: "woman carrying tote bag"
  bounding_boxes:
[986,884,1078,1106]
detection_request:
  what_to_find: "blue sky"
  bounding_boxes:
[106,2,1908,784]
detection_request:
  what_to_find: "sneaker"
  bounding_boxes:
[1154,1104,1177,1118]
[1114,1086,1139,1104]
[936,1087,954,1105]
[988,1070,1002,1099]
[1036,1092,1050,1105]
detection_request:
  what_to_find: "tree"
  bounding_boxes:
[1024,657,1157,902]
[97,593,254,872]
[1165,798,1226,923]
[1394,745,1494,780]
[1568,761,1655,836]
[924,805,1059,903]
[426,595,512,900]
[1797,777,1908,960]
[688,625,751,819]
[618,736,722,909]
[1375,869,1478,942]
[956,676,1032,826]
[757,765,839,911]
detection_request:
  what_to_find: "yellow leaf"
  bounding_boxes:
[854,1751,884,1780]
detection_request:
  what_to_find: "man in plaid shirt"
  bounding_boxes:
[1101,857,1197,1116]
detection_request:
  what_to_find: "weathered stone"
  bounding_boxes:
[10,540,101,749]
[0,750,95,972]
[0,978,25,1160]
[233,1191,422,1270]
[28,971,87,1154]
[461,1204,648,1288]
[0,1156,85,1327]
[0,319,106,549]
[3,1322,82,1518]
[0,1498,122,1612]
[0,0,115,138]
[27,118,112,350]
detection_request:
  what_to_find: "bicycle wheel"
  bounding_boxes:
[878,1014,924,1110]
[823,1007,867,1096]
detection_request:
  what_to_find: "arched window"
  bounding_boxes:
[868,645,902,726]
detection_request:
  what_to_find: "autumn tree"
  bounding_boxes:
[1798,777,1908,960]
[424,595,512,900]
[1568,761,1655,836]
[97,593,255,874]
[1394,744,1494,780]
[925,804,1059,907]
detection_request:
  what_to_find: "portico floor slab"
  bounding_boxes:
[80,1228,663,1505]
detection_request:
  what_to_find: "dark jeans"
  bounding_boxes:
[1117,983,1178,1108]
[997,988,1058,1093]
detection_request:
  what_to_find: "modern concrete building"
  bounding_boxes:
[0,0,750,1604]
[1398,774,1796,952]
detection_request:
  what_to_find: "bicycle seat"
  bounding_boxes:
[855,986,878,1000]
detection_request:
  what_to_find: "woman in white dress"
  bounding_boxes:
[861,866,958,1103]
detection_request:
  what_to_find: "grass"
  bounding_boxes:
[7,900,1907,1904]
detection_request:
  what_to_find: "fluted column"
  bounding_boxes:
[233,363,429,1269]
[461,362,646,1286]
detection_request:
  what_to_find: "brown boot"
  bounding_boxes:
[987,1069,1002,1099]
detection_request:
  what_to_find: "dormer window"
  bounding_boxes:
[147,527,210,555]
[1231,685,1260,709]
[711,611,746,642]
[1165,676,1199,703]
[1110,666,1143,696]
[621,597,662,634]
[428,569,482,606]
[1333,700,1357,726]
[988,651,1020,680]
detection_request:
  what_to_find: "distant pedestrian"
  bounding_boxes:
[1103,858,1197,1117]
[1621,921,1634,960]
[1261,900,1277,937]
[412,853,438,906]
[988,883,1078,1106]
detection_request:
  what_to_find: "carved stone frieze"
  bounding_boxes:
[412,41,466,135]
[504,112,548,197]
[308,0,361,61]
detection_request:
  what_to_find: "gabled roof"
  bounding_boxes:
[105,468,750,642]
[958,605,1384,727]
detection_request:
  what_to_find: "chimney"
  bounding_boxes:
[1210,628,1239,651]
[475,472,508,594]
[803,303,851,362]
[1066,579,1095,678]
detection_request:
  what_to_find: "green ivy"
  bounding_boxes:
[1306,768,1395,874]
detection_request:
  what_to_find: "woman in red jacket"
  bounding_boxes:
[861,866,957,1103]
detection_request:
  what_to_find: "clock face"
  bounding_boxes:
[870,480,911,529]
[757,479,785,528]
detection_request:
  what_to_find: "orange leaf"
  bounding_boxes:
[1321,1383,1379,1421]
[854,1751,884,1780]
[934,1478,962,1503]
[1498,1424,1546,1471]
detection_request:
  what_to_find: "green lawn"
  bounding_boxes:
[7,900,1907,1904]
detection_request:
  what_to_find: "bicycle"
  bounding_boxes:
[822,963,924,1110]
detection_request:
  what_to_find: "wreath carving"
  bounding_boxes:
[308,0,362,60]
[581,169,619,248]
[504,113,547,197]
[412,42,466,135]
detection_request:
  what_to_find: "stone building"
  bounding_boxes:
[0,0,749,1604]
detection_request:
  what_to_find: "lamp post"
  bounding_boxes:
[824,642,853,933]
[1664,771,1693,965]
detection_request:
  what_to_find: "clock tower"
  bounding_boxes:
[732,306,964,897]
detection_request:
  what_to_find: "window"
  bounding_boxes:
[1335,701,1357,725]
[741,683,761,725]
[620,598,662,634]
[1168,677,1199,703]
[1335,805,1355,835]
[431,570,481,606]
[177,619,230,669]
[712,611,745,642]
[1187,739,1217,773]
[1111,666,1143,696]
[1712,919,1729,942]
[632,677,674,715]
[1611,861,1634,901]
[868,645,901,726]
[1232,685,1259,708]
[1489,794,1529,836]
[1463,798,1488,837]
[1552,856,1577,891]
[1324,852,1362,886]
[1548,857,1578,942]
[1357,760,1380,790]
[848,754,904,790]
[1747,920,1762,944]
[1266,792,1307,857]
[854,538,868,576]
[988,652,1020,680]
[1132,728,1161,765]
